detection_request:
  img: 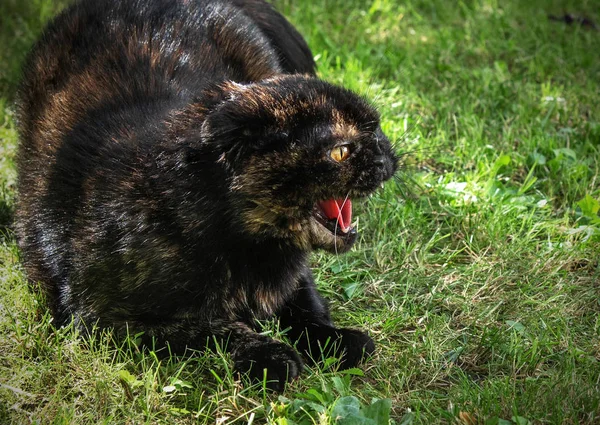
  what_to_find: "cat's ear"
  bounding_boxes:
[200,82,252,145]
[200,81,282,163]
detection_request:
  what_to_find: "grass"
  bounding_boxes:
[1,0,599,423]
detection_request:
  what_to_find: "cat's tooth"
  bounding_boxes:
[380,183,385,189]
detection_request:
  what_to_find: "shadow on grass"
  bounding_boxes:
[0,204,13,237]
[0,184,15,238]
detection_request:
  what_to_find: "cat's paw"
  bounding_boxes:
[234,341,303,392]
[293,325,375,369]
[334,328,376,369]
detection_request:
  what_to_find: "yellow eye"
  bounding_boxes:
[330,145,351,162]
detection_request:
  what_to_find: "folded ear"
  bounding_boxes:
[200,81,286,163]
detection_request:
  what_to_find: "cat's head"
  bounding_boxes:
[201,75,397,253]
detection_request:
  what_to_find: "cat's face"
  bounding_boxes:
[201,75,398,253]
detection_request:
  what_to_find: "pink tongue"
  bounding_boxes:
[318,199,352,232]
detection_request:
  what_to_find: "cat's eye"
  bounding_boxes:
[330,145,351,162]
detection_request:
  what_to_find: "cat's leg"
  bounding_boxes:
[129,318,303,392]
[277,269,375,369]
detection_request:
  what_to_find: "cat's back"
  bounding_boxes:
[17,0,314,153]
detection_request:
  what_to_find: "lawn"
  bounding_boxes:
[1,0,599,423]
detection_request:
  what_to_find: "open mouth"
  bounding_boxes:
[313,198,355,236]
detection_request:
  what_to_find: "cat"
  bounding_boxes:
[16,0,398,391]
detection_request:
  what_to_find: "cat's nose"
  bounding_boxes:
[376,154,397,181]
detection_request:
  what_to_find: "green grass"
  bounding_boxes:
[1,0,600,423]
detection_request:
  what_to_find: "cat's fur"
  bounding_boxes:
[16,0,398,391]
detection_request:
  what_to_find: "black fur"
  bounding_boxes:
[16,0,397,390]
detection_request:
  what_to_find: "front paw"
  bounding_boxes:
[234,340,303,392]
[294,325,375,369]
[334,328,375,368]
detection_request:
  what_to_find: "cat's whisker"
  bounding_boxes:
[359,119,380,128]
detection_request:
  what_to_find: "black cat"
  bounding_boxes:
[16,0,398,391]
